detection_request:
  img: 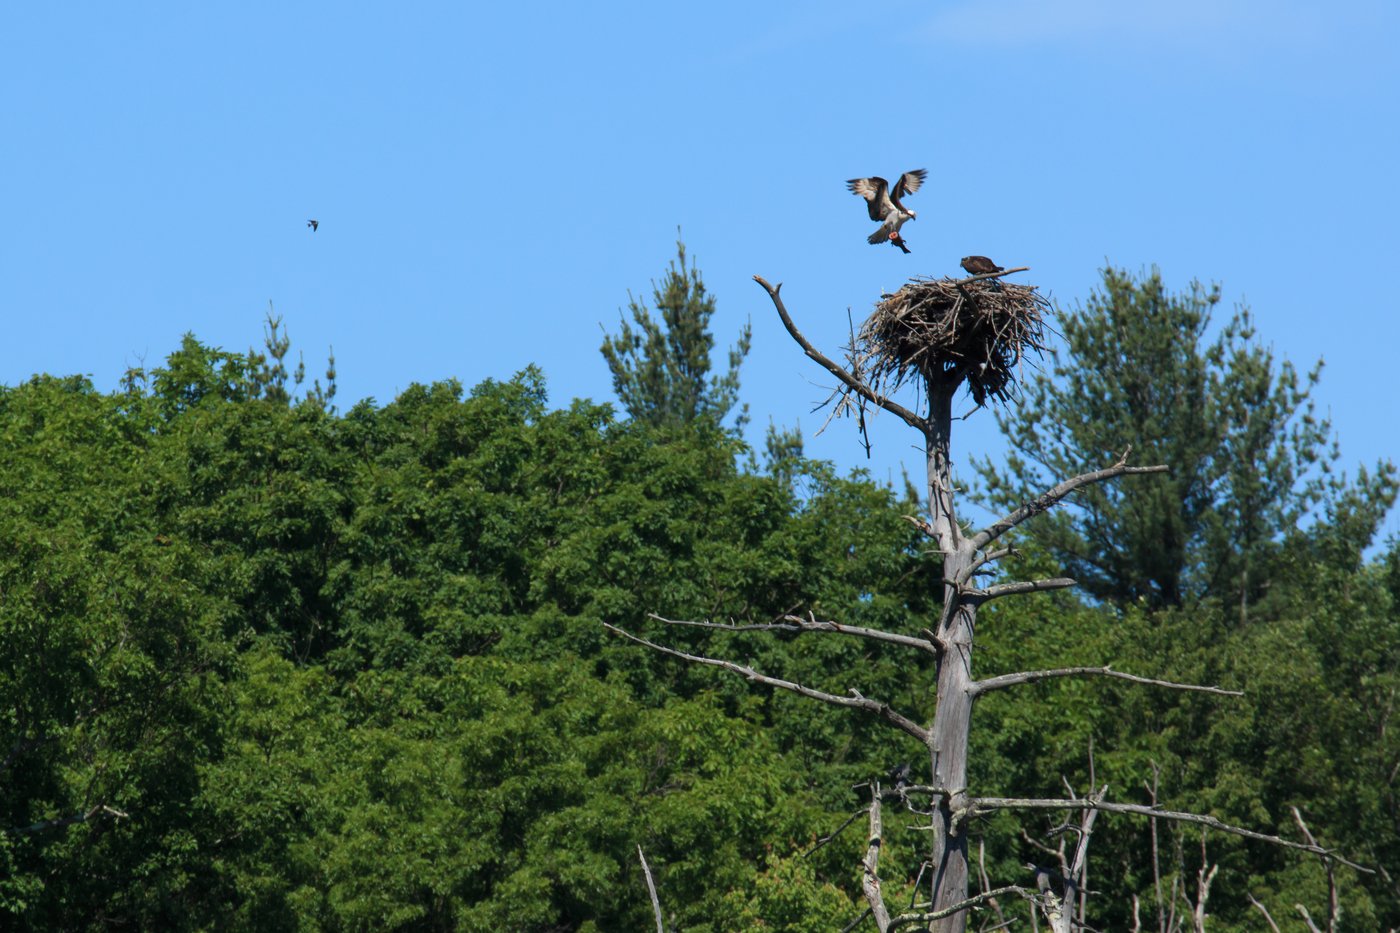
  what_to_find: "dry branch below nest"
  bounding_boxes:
[860,270,1049,406]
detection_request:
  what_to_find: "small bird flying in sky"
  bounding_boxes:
[960,255,1004,275]
[306,219,319,232]
[848,169,927,250]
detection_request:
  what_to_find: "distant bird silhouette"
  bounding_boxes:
[960,255,1003,276]
[887,762,912,790]
[307,219,319,232]
[848,169,927,249]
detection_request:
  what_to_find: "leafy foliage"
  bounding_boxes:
[0,265,1395,930]
[0,334,932,930]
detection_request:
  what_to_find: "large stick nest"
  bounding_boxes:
[857,274,1050,406]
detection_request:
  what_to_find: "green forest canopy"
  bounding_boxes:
[1,265,1397,932]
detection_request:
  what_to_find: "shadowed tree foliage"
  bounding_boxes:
[0,331,928,930]
[976,264,1397,612]
[600,237,751,430]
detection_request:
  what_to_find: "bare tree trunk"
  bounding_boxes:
[926,380,975,933]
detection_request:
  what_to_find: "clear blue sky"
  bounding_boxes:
[3,2,1396,536]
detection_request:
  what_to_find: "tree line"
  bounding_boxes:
[0,245,1395,930]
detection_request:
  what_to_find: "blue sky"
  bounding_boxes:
[3,2,1396,535]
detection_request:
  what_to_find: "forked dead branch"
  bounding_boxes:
[607,268,1362,932]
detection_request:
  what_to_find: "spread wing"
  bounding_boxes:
[891,169,927,207]
[847,176,892,221]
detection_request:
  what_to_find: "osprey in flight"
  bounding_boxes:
[960,255,1003,275]
[848,169,927,249]
[306,219,319,232]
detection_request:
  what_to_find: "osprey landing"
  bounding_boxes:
[847,169,927,252]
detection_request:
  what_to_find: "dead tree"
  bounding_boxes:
[606,269,1364,931]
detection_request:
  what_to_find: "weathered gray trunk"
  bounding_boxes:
[925,380,976,933]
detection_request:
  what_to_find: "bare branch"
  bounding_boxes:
[971,666,1243,698]
[863,786,892,932]
[647,612,937,656]
[977,838,1009,931]
[976,920,1018,933]
[967,797,1370,872]
[971,450,1169,551]
[1296,903,1325,933]
[604,623,930,744]
[889,887,1039,931]
[841,907,874,933]
[1064,786,1106,922]
[754,276,927,433]
[967,578,1077,603]
[11,803,128,835]
[964,546,1018,579]
[956,266,1030,286]
[1292,807,1339,933]
[1147,762,1165,933]
[803,805,869,859]
[637,846,665,933]
[907,860,931,913]
[1185,832,1217,933]
[901,513,938,538]
[900,783,953,800]
[1020,828,1061,861]
[1247,894,1282,933]
[1081,747,1097,923]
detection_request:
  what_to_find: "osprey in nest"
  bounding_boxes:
[960,255,1003,275]
[847,169,927,250]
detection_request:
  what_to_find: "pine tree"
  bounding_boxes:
[600,236,751,430]
[976,264,1395,612]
